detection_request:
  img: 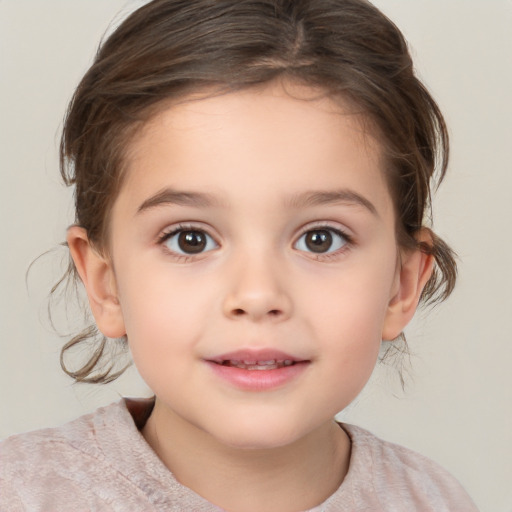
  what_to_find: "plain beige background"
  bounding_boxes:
[1,1,511,511]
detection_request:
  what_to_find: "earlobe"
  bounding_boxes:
[382,230,435,341]
[66,226,126,339]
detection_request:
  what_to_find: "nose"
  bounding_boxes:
[222,254,292,322]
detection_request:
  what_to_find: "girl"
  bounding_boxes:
[0,1,480,510]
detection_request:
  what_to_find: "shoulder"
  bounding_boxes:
[1,404,105,474]
[0,398,217,512]
[0,399,129,468]
[0,400,148,511]
[325,423,479,512]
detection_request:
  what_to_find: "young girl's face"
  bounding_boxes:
[79,82,428,449]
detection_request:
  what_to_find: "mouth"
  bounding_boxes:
[217,359,297,370]
[206,350,310,392]
[206,351,309,390]
[208,349,307,370]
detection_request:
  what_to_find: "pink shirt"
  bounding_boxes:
[0,398,478,511]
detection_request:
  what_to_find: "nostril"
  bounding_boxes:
[230,308,281,317]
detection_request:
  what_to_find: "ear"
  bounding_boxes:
[382,229,434,341]
[66,226,126,339]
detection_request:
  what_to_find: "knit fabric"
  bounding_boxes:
[0,399,478,511]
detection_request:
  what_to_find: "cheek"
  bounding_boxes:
[116,260,214,356]
[117,271,207,397]
[304,254,397,334]
[300,247,398,379]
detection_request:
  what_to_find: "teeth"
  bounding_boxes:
[221,359,296,370]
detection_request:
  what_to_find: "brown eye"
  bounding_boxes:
[305,230,332,253]
[295,228,348,254]
[163,229,218,255]
[178,231,207,253]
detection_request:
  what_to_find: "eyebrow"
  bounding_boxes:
[137,188,219,213]
[285,189,378,216]
[137,187,378,216]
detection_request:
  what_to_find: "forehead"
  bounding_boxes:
[118,82,392,217]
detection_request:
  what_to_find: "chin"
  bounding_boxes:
[207,418,309,451]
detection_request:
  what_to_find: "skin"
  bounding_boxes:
[68,82,433,512]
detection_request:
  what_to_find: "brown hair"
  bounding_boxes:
[57,0,456,383]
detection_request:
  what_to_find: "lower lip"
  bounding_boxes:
[205,361,309,391]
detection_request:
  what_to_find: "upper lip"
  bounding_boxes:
[208,349,307,365]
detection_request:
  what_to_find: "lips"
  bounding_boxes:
[208,349,305,369]
[206,349,309,390]
[219,359,296,370]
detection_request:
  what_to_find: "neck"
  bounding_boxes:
[142,400,351,512]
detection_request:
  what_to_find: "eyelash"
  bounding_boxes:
[157,223,219,262]
[156,222,354,261]
[293,223,353,261]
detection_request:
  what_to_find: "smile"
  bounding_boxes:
[219,359,296,370]
[206,350,309,391]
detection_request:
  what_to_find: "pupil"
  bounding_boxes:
[178,231,206,253]
[305,230,332,253]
